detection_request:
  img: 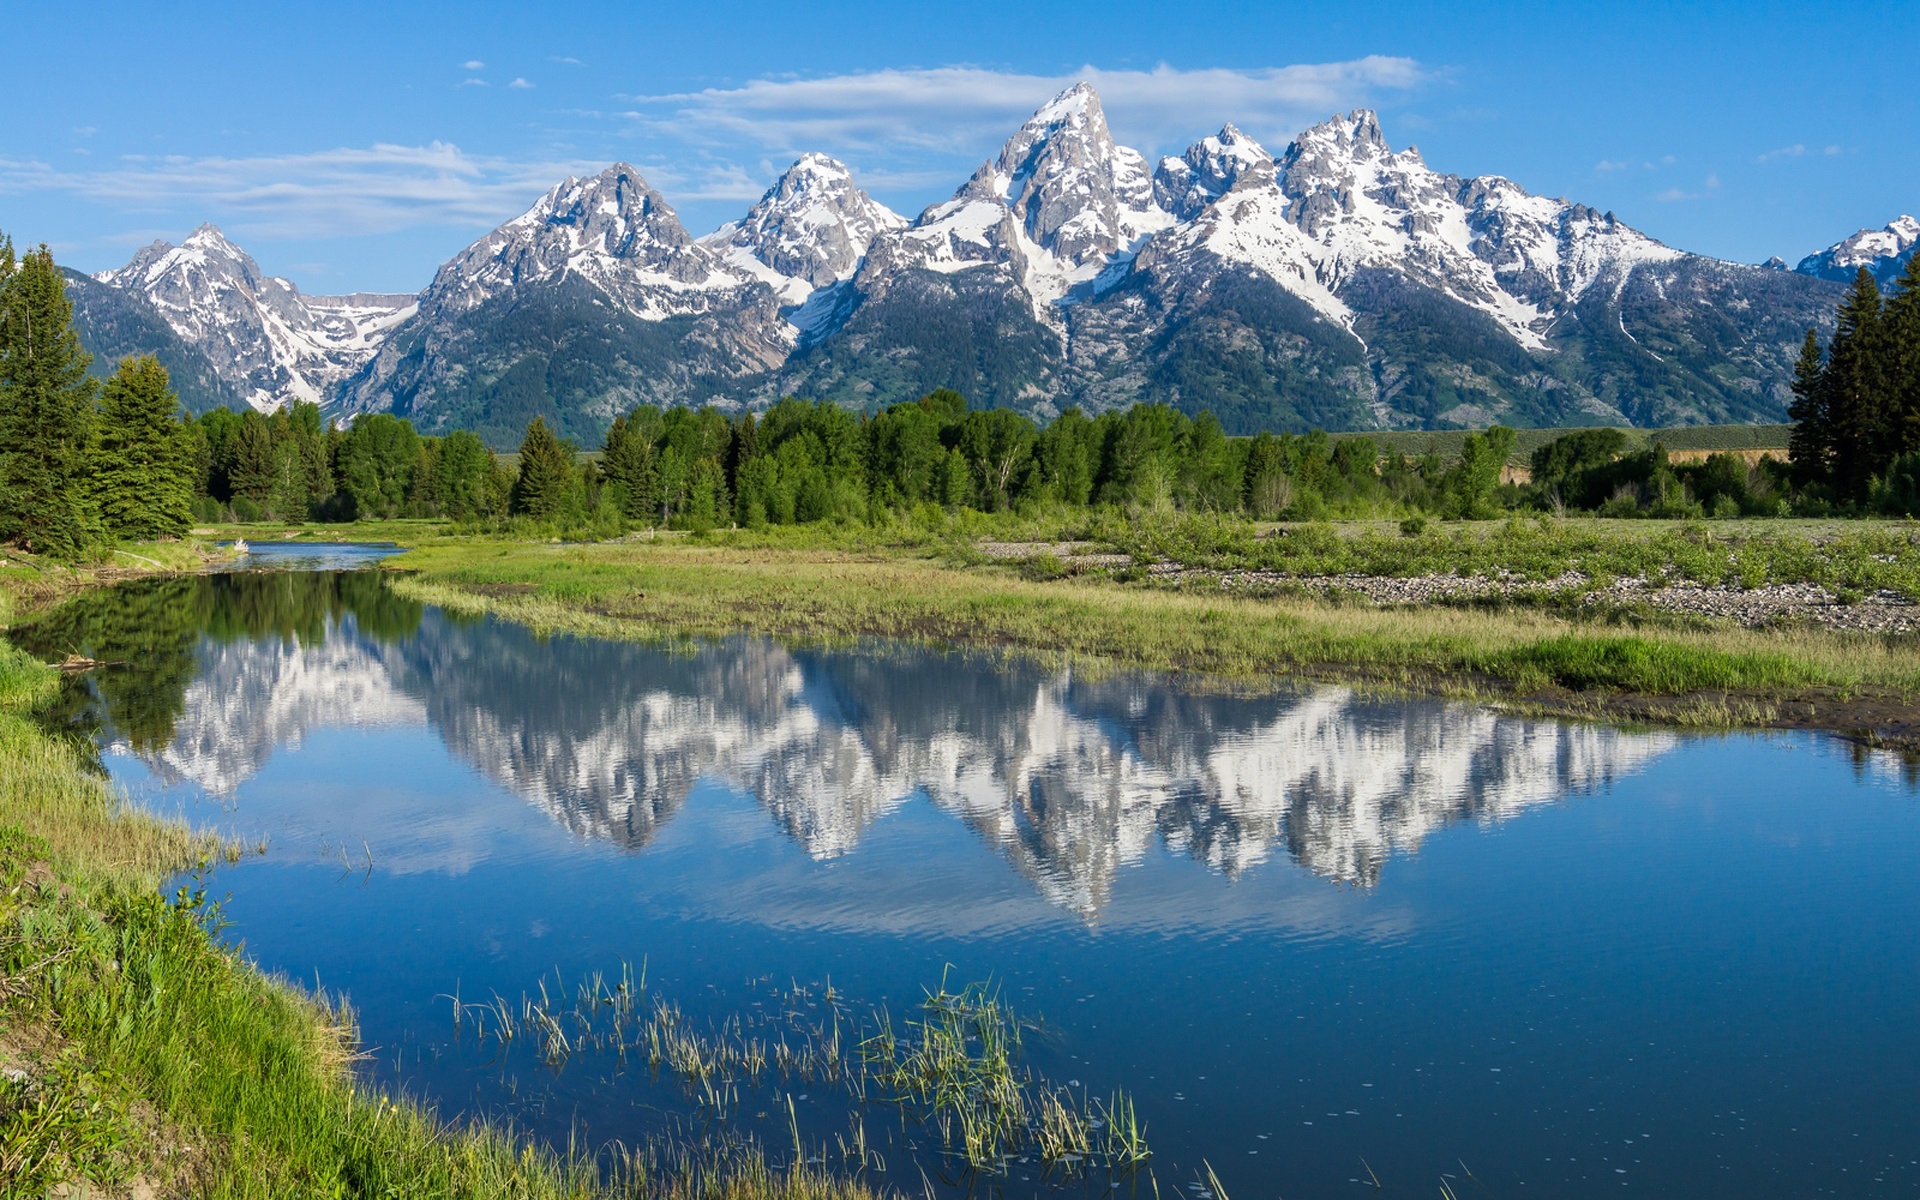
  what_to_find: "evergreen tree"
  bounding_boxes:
[195,407,245,501]
[510,416,576,517]
[279,401,334,507]
[434,429,496,518]
[268,438,310,520]
[1884,252,1920,461]
[90,355,193,539]
[1825,268,1888,499]
[600,411,659,520]
[0,243,101,556]
[1786,328,1829,487]
[229,410,277,505]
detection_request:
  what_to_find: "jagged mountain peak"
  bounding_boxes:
[185,221,237,247]
[950,81,1163,267]
[1796,214,1919,288]
[100,222,263,291]
[1293,108,1391,158]
[91,225,414,412]
[705,154,906,291]
[418,161,732,322]
[1154,123,1273,221]
[511,163,693,259]
[76,94,1857,436]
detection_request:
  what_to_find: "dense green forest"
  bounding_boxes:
[1787,257,1920,511]
[5,234,1917,561]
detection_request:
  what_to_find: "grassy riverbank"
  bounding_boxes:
[0,573,879,1196]
[0,540,223,628]
[385,521,1920,740]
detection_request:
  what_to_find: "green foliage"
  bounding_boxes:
[1530,427,1627,510]
[0,1052,140,1194]
[1440,425,1516,519]
[1871,452,1920,516]
[337,413,420,519]
[432,429,499,519]
[227,411,276,506]
[0,243,100,557]
[88,356,194,540]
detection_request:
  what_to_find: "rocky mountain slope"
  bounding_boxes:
[90,224,413,411]
[62,268,245,414]
[68,85,1878,438]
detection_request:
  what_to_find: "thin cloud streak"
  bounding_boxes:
[0,143,603,241]
[622,60,1431,158]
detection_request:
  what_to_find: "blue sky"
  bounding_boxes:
[3,0,1912,293]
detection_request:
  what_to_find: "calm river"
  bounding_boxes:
[16,547,1919,1198]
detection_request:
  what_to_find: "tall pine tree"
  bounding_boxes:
[1823,268,1889,499]
[91,355,194,539]
[1883,252,1920,460]
[510,416,576,518]
[229,410,277,505]
[0,242,100,556]
[1787,328,1829,486]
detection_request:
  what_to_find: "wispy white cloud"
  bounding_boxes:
[633,160,773,203]
[509,77,534,90]
[1595,159,1631,173]
[550,55,584,66]
[0,143,601,240]
[1656,173,1720,203]
[462,60,484,71]
[1760,142,1845,163]
[459,78,489,88]
[619,60,1431,158]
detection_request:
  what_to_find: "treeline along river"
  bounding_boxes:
[15,550,1920,1198]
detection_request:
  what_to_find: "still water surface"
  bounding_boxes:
[17,555,1919,1197]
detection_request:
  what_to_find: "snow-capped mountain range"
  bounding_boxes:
[74,82,1895,437]
[1792,214,1919,290]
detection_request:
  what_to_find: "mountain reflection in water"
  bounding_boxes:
[23,571,1674,914]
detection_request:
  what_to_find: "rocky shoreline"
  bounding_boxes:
[976,541,1920,634]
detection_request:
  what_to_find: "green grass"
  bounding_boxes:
[384,533,1920,724]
